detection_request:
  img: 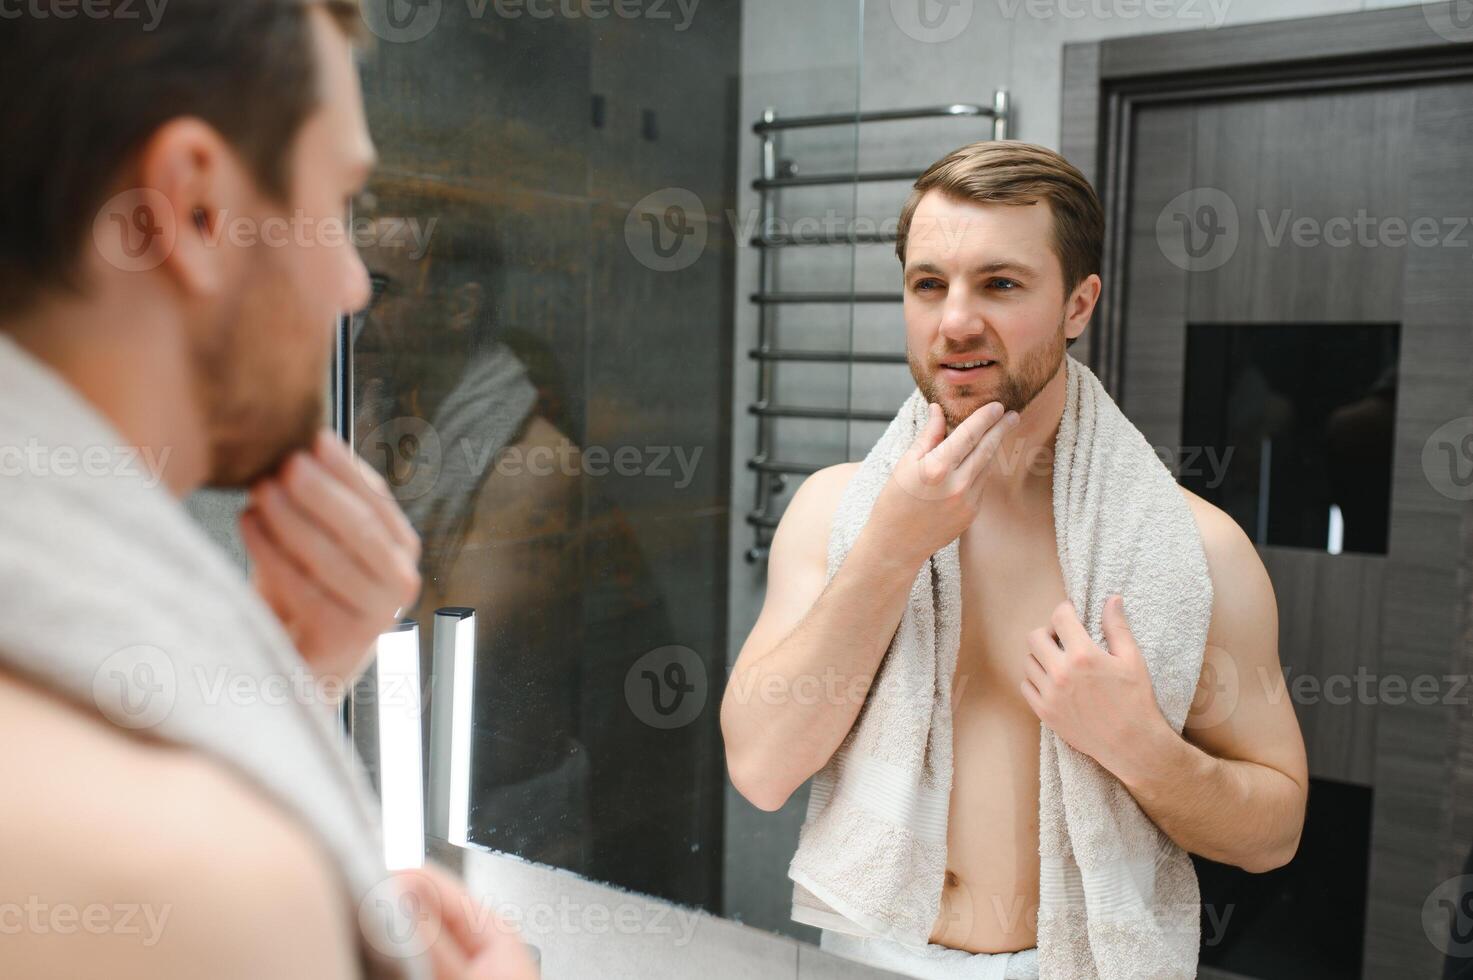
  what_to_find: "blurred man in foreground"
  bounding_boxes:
[0,2,537,977]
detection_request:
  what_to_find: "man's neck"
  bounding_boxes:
[3,293,210,499]
[976,362,1067,513]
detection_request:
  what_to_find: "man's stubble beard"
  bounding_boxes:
[909,313,1067,430]
[195,266,325,489]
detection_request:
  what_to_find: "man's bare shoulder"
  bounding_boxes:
[765,461,861,560]
[785,461,862,524]
[0,668,357,980]
[1177,485,1262,571]
[1175,485,1278,638]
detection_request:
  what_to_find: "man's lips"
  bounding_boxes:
[938,357,998,381]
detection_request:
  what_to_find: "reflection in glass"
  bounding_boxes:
[1181,322,1399,555]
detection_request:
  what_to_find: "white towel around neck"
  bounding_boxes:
[0,333,430,980]
[787,352,1213,980]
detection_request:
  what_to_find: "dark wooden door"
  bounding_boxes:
[1121,79,1473,979]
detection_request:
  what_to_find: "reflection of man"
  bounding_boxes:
[353,224,595,871]
[0,3,534,978]
[723,142,1309,977]
[352,221,689,889]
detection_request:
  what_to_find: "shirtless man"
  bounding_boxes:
[722,141,1309,960]
[0,2,534,977]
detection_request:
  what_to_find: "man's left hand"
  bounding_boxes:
[240,429,422,689]
[1020,594,1168,777]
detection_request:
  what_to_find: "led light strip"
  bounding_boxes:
[375,619,424,871]
[428,607,477,847]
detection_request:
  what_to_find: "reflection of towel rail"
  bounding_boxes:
[750,291,901,304]
[754,169,923,190]
[750,348,906,364]
[746,92,1011,563]
[752,102,1006,134]
[751,403,894,423]
[748,458,823,476]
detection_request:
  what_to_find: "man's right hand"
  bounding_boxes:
[395,864,540,980]
[865,400,1019,567]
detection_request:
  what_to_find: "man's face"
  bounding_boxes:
[202,8,375,486]
[902,190,1075,430]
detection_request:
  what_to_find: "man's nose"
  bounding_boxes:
[937,289,985,343]
[343,250,372,317]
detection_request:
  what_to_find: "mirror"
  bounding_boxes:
[340,3,1473,978]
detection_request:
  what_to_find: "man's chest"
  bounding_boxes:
[954,517,1070,698]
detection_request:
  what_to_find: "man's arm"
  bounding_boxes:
[723,400,1020,812]
[720,461,915,811]
[1112,494,1309,872]
[0,671,358,980]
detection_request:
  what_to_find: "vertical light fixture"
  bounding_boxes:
[376,619,425,870]
[428,607,476,846]
[1327,503,1344,556]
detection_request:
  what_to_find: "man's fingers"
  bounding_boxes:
[468,933,541,980]
[240,508,289,608]
[313,429,423,559]
[427,926,470,980]
[923,401,1006,475]
[402,863,489,957]
[1027,626,1064,668]
[391,867,472,980]
[397,863,543,979]
[280,451,409,586]
[958,406,1020,485]
[242,506,365,634]
[906,403,947,462]
[249,479,383,617]
[1050,600,1094,654]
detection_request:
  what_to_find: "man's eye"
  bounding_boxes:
[990,278,1019,290]
[914,278,943,292]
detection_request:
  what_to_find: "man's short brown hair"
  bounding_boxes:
[895,141,1103,349]
[0,0,364,315]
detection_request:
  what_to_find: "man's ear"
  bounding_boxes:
[130,117,254,298]
[1065,273,1102,343]
[450,281,484,332]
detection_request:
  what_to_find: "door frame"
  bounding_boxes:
[1060,5,1473,978]
[1061,1,1473,399]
